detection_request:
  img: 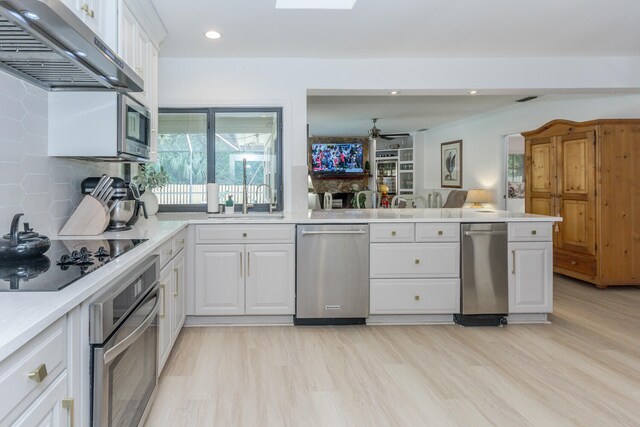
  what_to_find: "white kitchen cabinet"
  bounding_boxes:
[11,372,70,427]
[370,243,460,279]
[370,279,460,314]
[369,223,461,315]
[60,0,117,49]
[118,2,137,68]
[508,242,553,313]
[0,316,76,426]
[194,245,245,316]
[171,252,186,339]
[158,264,173,371]
[157,231,187,374]
[195,243,295,316]
[245,244,295,315]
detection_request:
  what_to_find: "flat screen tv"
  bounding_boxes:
[311,143,364,175]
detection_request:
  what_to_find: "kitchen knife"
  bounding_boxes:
[101,187,115,203]
[91,175,109,197]
[96,178,114,201]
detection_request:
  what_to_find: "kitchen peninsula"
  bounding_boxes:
[0,208,559,426]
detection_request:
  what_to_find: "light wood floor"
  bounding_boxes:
[145,276,640,426]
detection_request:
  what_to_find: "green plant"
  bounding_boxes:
[133,164,169,191]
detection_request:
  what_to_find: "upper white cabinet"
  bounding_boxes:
[118,0,166,161]
[60,0,118,50]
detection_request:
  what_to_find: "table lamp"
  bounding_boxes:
[466,188,488,208]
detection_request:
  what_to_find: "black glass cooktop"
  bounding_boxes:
[0,239,147,292]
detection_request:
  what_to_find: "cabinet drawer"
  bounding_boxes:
[173,229,186,254]
[415,223,460,242]
[370,279,460,314]
[370,243,460,278]
[195,224,295,244]
[508,222,552,242]
[370,223,415,242]
[0,317,66,422]
[157,239,174,268]
[554,252,597,277]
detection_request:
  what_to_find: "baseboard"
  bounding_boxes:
[366,314,455,325]
[506,313,550,324]
[184,315,294,326]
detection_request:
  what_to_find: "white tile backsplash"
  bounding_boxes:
[0,71,121,236]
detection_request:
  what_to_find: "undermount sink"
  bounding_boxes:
[208,213,285,220]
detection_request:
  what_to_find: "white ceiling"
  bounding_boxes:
[150,0,640,58]
[307,94,535,136]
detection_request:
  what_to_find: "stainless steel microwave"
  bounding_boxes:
[118,94,151,161]
[49,92,152,162]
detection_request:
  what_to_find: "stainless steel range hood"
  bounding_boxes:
[0,0,142,92]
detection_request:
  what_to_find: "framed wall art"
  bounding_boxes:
[441,140,462,188]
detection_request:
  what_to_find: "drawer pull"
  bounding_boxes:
[242,232,247,238]
[174,268,179,296]
[531,230,537,235]
[28,363,48,383]
[160,284,166,318]
[437,230,443,236]
[391,231,396,236]
[166,249,173,256]
[414,295,420,301]
[415,259,420,265]
[178,239,185,245]
[511,250,516,275]
[62,398,75,427]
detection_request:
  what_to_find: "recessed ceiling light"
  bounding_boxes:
[21,10,40,20]
[469,90,478,95]
[204,30,222,40]
[75,50,87,58]
[276,0,357,9]
[390,91,400,95]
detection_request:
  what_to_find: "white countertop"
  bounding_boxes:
[164,208,562,224]
[0,218,187,362]
[0,208,560,361]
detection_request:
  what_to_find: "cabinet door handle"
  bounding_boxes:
[242,232,247,238]
[240,252,243,277]
[391,231,396,236]
[174,268,179,296]
[511,250,516,275]
[80,3,94,18]
[28,363,48,383]
[247,252,250,276]
[62,398,75,427]
[414,295,420,301]
[437,230,443,236]
[159,284,166,317]
[531,230,537,235]
[178,239,185,245]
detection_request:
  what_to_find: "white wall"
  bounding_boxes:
[417,94,640,209]
[158,57,640,211]
[0,71,120,235]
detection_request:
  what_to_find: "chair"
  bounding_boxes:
[390,195,427,208]
[442,190,468,208]
[355,191,381,208]
[427,191,443,208]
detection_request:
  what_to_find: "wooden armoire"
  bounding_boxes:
[522,119,640,288]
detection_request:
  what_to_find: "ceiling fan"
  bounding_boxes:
[368,118,410,140]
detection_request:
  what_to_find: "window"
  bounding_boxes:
[156,108,283,211]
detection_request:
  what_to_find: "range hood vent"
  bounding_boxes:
[0,0,142,92]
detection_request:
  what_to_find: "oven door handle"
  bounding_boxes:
[103,291,159,365]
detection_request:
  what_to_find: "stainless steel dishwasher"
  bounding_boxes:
[295,224,369,325]
[455,222,509,326]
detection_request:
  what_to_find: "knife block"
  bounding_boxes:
[59,195,110,236]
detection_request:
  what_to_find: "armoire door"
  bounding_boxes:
[525,137,555,217]
[555,131,596,256]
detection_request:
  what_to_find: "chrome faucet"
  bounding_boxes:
[255,183,275,214]
[242,158,249,214]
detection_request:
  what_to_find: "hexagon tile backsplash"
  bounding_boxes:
[0,71,121,237]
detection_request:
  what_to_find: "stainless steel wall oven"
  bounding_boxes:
[90,256,159,427]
